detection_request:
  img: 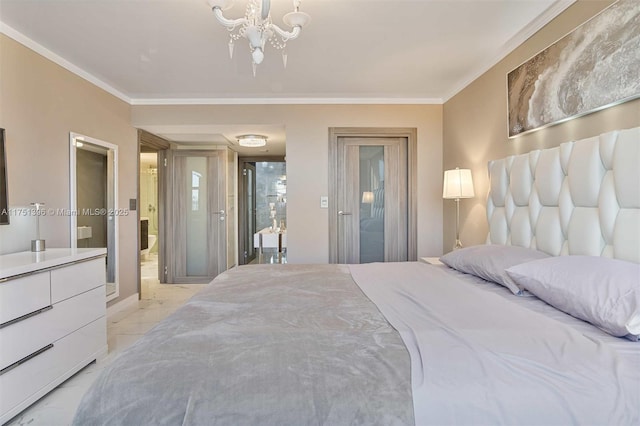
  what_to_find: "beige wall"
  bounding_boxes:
[4,0,635,303]
[0,34,139,304]
[132,104,444,262]
[442,0,640,253]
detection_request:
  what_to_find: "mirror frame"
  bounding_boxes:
[69,132,119,302]
[0,129,8,225]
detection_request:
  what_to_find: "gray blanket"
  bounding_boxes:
[73,264,413,426]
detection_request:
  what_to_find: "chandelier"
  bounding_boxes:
[207,0,310,75]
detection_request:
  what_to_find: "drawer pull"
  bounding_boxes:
[0,344,54,376]
[0,305,53,329]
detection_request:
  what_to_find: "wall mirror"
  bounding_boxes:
[69,132,119,301]
[0,129,8,225]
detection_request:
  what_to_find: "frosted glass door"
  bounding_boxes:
[185,157,207,276]
[168,150,226,283]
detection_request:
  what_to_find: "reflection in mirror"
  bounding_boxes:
[359,146,384,263]
[69,133,119,301]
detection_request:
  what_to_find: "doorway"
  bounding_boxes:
[140,152,159,288]
[138,130,170,298]
[328,128,417,264]
[238,157,287,265]
[239,161,257,264]
[138,131,237,291]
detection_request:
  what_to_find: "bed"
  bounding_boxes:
[74,127,640,425]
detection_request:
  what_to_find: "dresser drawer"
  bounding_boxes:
[51,258,105,303]
[0,286,105,371]
[0,317,106,421]
[0,272,50,325]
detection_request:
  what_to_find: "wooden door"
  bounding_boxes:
[333,136,408,263]
[165,150,227,283]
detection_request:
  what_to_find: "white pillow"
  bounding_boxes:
[506,256,640,339]
[439,244,550,295]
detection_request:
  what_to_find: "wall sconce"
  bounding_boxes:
[443,168,474,250]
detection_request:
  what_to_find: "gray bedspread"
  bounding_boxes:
[73,264,413,426]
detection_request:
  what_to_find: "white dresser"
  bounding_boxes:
[0,248,108,424]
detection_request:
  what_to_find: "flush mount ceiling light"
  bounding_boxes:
[207,0,310,76]
[237,134,268,147]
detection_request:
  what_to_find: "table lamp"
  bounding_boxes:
[443,168,474,250]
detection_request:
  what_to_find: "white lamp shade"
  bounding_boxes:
[362,191,374,204]
[443,168,475,199]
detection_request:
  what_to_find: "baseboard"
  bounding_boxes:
[106,293,139,320]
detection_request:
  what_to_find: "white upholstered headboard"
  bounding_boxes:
[486,126,640,263]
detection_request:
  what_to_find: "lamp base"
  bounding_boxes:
[453,239,463,251]
[31,239,46,252]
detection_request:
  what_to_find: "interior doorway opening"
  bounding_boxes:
[138,130,170,298]
[140,152,159,293]
[238,157,286,265]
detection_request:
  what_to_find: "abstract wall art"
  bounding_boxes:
[507,0,640,137]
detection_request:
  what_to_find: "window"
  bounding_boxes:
[191,171,202,211]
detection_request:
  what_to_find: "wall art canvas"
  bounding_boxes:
[507,0,640,137]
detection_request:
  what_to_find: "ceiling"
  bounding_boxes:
[0,0,574,154]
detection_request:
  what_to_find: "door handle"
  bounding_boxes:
[213,210,225,221]
[338,211,351,216]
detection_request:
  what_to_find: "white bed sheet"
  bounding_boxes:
[349,261,640,426]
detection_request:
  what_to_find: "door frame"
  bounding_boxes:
[238,160,257,265]
[328,127,417,263]
[137,130,170,297]
[237,156,286,265]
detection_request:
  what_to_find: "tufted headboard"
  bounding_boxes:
[486,126,640,263]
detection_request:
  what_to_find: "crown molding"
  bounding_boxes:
[0,22,132,104]
[442,0,576,102]
[2,0,575,108]
[129,97,443,106]
[0,22,441,107]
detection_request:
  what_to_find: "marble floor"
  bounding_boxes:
[250,248,287,264]
[6,254,206,426]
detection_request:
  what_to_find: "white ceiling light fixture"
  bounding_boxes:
[237,134,268,147]
[207,0,310,76]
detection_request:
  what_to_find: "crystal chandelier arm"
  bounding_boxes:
[212,6,247,29]
[270,24,302,41]
[261,0,270,20]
